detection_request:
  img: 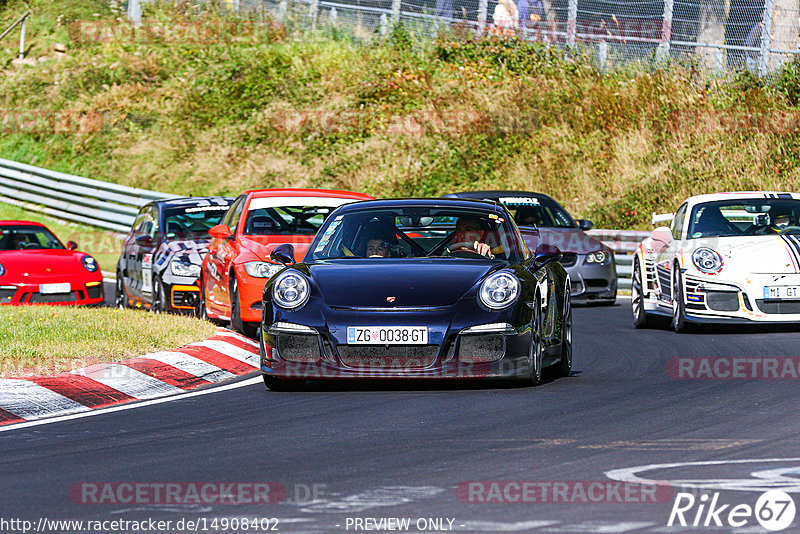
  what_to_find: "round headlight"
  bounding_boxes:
[692,247,723,274]
[586,250,607,264]
[272,271,310,310]
[82,255,99,272]
[479,271,519,310]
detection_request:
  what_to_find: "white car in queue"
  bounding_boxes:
[631,191,800,331]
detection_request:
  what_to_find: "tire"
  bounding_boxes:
[197,275,223,325]
[114,272,127,309]
[523,295,544,386]
[231,276,258,338]
[672,266,688,333]
[553,285,572,378]
[150,276,165,314]
[631,257,650,328]
[263,374,304,392]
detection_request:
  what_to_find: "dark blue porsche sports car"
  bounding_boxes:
[259,198,572,390]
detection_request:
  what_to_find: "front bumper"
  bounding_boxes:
[652,272,800,323]
[0,280,104,306]
[261,306,538,379]
[563,255,617,303]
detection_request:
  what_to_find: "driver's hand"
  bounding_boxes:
[473,241,491,257]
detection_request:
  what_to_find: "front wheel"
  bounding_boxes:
[672,266,688,333]
[115,272,127,309]
[150,276,165,314]
[231,276,258,338]
[553,285,572,378]
[631,257,650,328]
[522,296,544,387]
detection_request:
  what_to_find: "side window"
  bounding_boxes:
[130,208,148,236]
[671,203,687,240]
[148,206,158,238]
[222,195,246,233]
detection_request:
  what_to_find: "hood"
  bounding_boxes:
[520,227,604,254]
[239,235,313,263]
[695,236,800,275]
[307,259,496,307]
[0,250,88,278]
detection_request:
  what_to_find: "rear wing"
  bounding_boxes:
[651,211,675,226]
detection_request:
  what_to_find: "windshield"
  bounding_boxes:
[163,204,231,240]
[687,199,800,238]
[243,197,357,236]
[0,225,64,251]
[307,206,525,262]
[492,195,576,228]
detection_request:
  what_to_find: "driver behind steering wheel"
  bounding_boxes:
[767,209,793,233]
[447,216,494,258]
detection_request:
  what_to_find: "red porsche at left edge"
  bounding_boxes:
[0,220,104,306]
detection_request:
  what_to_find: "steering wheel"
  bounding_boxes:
[444,241,486,258]
[779,226,800,234]
[19,241,37,249]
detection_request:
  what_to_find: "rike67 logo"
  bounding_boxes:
[668,490,796,531]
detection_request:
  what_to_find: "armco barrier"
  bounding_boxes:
[0,157,650,289]
[0,157,178,232]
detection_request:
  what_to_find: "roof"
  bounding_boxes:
[152,196,234,208]
[0,220,47,227]
[334,197,506,213]
[444,190,559,202]
[244,188,374,201]
[684,192,800,205]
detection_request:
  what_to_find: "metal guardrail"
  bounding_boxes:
[0,11,30,60]
[0,157,178,232]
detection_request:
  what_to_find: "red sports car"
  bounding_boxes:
[0,220,104,305]
[200,189,374,337]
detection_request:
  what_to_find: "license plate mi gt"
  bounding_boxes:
[763,286,800,300]
[39,283,71,294]
[347,326,428,344]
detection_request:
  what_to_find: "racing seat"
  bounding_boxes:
[694,207,739,237]
[246,215,277,235]
[166,221,183,237]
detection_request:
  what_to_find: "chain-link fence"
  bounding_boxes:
[131,0,800,75]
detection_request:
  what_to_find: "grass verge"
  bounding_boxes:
[0,305,216,378]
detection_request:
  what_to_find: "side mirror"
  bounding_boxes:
[533,243,563,270]
[270,243,295,266]
[208,224,233,241]
[577,219,594,231]
[134,235,153,247]
[67,241,78,250]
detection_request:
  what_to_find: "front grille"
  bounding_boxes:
[457,334,505,363]
[277,334,322,363]
[0,288,15,304]
[28,291,79,304]
[755,300,800,314]
[559,253,578,267]
[585,278,608,288]
[706,291,740,312]
[86,284,103,300]
[337,345,438,369]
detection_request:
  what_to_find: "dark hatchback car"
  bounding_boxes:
[115,196,233,313]
[259,198,572,391]
[445,191,616,305]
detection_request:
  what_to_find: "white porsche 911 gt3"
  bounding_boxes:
[632,191,800,331]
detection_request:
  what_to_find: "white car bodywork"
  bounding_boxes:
[632,191,800,328]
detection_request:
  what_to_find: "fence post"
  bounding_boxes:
[656,0,673,62]
[391,0,401,26]
[477,0,488,35]
[18,16,25,59]
[329,7,337,25]
[127,0,142,24]
[309,0,319,29]
[379,13,389,36]
[759,0,774,76]
[278,0,287,24]
[566,0,578,47]
[597,39,607,70]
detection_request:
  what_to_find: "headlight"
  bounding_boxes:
[0,262,4,276]
[244,261,284,278]
[479,271,519,310]
[585,249,611,264]
[82,255,99,272]
[272,271,310,310]
[692,247,723,274]
[170,260,201,277]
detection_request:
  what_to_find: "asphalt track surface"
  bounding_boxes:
[2,300,800,533]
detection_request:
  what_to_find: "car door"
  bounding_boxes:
[130,205,158,302]
[119,208,147,294]
[655,202,687,301]
[206,195,246,315]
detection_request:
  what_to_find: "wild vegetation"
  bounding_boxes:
[1,0,800,230]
